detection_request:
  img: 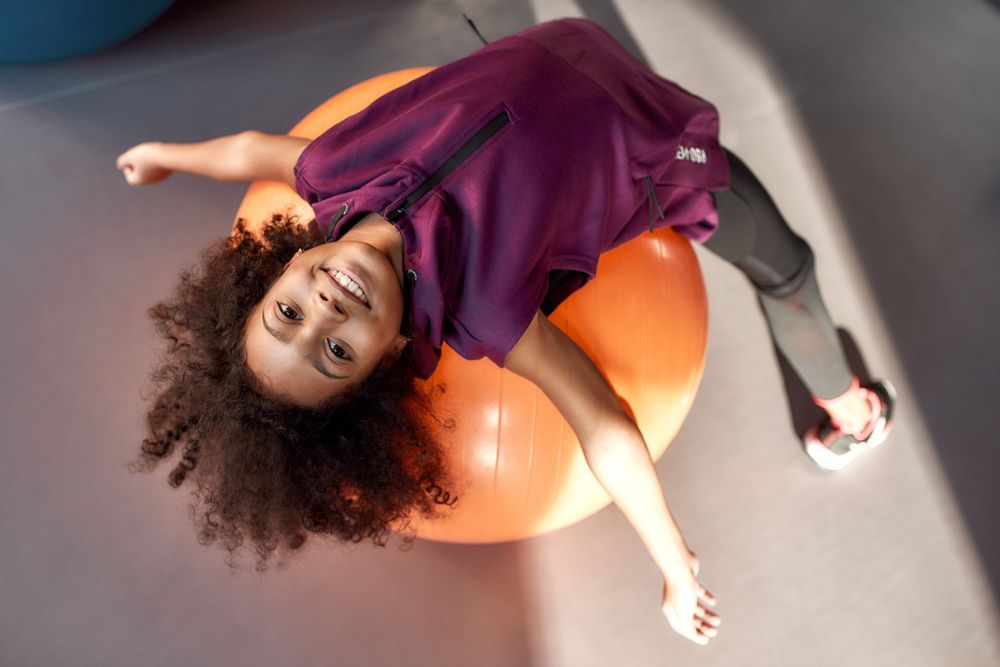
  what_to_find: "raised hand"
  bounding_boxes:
[661,550,721,645]
[115,142,173,185]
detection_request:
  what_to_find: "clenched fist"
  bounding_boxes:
[116,142,172,185]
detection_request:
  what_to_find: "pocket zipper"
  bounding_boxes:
[386,109,511,222]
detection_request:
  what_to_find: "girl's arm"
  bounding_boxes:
[504,310,720,644]
[116,131,311,187]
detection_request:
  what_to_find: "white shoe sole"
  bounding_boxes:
[804,436,861,471]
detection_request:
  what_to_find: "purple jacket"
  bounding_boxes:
[293,18,730,379]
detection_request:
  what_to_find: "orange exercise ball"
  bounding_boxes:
[233,68,708,545]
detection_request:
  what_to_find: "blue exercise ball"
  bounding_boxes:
[0,0,176,64]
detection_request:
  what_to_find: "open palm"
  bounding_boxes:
[661,552,721,645]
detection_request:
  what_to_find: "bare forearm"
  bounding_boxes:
[151,131,252,182]
[583,420,692,577]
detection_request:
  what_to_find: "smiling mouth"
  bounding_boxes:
[323,268,369,308]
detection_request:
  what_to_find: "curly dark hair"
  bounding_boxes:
[128,211,459,572]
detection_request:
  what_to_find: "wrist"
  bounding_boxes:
[660,544,694,577]
[149,140,177,171]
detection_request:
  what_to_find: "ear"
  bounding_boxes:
[377,335,410,371]
[282,249,304,274]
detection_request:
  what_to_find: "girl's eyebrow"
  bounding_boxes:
[261,309,348,380]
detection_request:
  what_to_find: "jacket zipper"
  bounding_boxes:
[386,109,511,222]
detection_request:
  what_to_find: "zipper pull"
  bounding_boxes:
[644,175,665,233]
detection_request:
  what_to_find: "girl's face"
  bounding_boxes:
[243,235,408,407]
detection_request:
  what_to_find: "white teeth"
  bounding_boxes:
[331,269,368,303]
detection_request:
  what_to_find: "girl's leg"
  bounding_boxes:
[702,148,883,439]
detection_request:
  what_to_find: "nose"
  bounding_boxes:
[315,288,349,320]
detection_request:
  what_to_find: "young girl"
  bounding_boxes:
[117,17,895,646]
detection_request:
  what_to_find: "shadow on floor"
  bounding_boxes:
[706,0,1000,597]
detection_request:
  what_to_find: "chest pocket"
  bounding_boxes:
[386,105,513,223]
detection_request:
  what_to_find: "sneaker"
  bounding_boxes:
[803,380,897,471]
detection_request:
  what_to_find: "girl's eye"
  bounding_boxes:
[327,340,351,361]
[277,302,300,320]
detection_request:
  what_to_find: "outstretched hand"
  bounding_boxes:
[116,142,172,185]
[661,551,721,646]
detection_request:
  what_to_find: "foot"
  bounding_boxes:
[803,380,897,471]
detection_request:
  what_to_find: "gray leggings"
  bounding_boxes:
[701,148,854,400]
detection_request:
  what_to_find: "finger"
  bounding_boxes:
[695,615,719,634]
[694,620,718,639]
[695,614,719,636]
[690,627,710,645]
[695,605,721,626]
[699,585,717,606]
